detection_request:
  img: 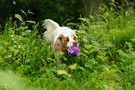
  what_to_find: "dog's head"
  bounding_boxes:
[54,28,78,52]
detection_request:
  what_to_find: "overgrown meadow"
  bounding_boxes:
[0,6,135,90]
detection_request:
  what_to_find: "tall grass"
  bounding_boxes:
[0,7,135,89]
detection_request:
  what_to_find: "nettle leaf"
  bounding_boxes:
[129,63,135,71]
[83,38,89,43]
[55,51,64,57]
[20,10,27,16]
[131,38,135,42]
[125,42,133,51]
[25,59,31,63]
[26,20,36,24]
[83,49,89,54]
[79,53,88,58]
[14,14,23,22]
[56,70,71,77]
[24,30,31,36]
[84,45,93,49]
[100,81,108,89]
[0,57,4,63]
[129,51,135,59]
[57,70,67,75]
[69,63,77,70]
[28,9,34,14]
[117,49,128,58]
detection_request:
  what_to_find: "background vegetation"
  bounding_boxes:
[0,0,134,25]
[0,0,135,89]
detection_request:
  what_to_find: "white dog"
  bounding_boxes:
[43,19,78,63]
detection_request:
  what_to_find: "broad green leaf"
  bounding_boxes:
[56,70,71,77]
[26,20,36,24]
[28,9,34,14]
[14,14,23,22]
[57,70,68,75]
[69,63,77,70]
[20,10,27,16]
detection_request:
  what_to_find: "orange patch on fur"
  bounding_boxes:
[54,34,69,52]
[72,33,77,41]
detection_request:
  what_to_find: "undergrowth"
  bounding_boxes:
[0,6,135,90]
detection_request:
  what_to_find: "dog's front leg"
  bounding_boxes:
[54,51,64,69]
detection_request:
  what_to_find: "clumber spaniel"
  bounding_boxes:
[43,19,78,63]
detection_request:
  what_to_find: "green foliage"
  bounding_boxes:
[0,0,84,25]
[0,7,135,89]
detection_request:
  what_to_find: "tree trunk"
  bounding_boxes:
[82,0,101,17]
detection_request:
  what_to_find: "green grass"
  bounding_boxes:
[0,7,135,89]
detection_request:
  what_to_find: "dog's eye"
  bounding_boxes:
[65,37,69,42]
[59,34,64,40]
[59,36,63,40]
[59,37,62,40]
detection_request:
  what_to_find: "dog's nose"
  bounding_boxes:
[73,41,78,46]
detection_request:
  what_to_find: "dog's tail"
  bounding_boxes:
[43,19,60,42]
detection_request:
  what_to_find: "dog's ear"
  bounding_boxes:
[72,33,77,41]
[54,34,64,51]
[54,34,69,52]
